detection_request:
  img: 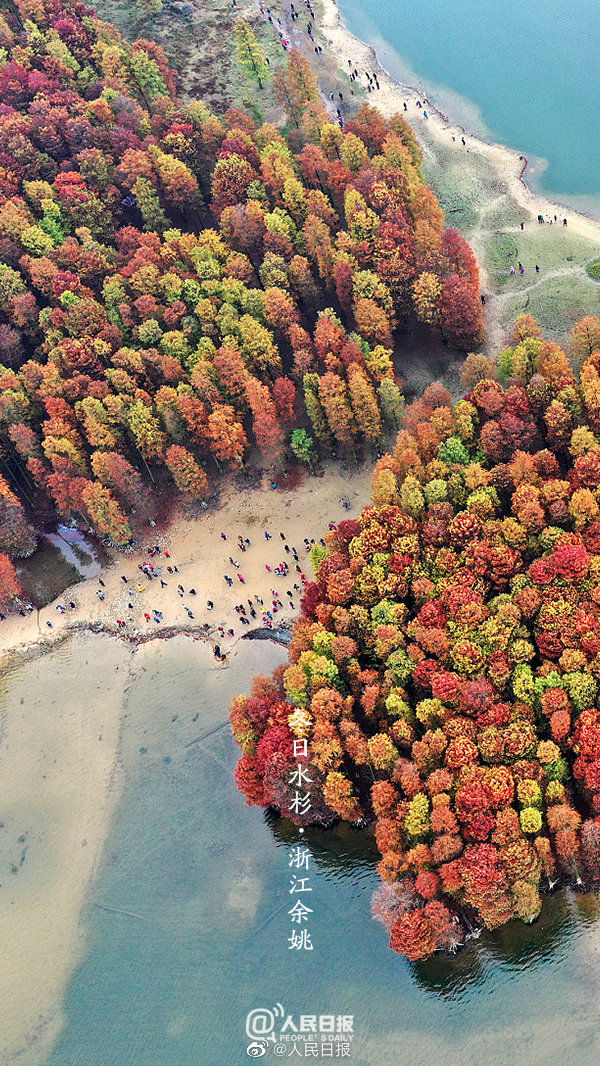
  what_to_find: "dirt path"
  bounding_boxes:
[492,265,589,300]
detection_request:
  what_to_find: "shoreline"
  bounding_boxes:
[0,460,372,667]
[0,632,133,1066]
[320,0,600,232]
[0,462,374,1062]
[0,617,291,675]
[0,621,289,1066]
[314,0,600,351]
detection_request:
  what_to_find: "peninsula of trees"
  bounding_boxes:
[231,314,600,959]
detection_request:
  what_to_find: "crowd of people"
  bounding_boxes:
[29,498,355,658]
[259,0,385,127]
[76,530,316,654]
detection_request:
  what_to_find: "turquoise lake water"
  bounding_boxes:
[32,635,600,1065]
[337,0,600,216]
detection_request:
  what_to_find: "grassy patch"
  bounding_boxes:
[484,227,600,289]
[485,232,521,279]
[480,201,526,231]
[587,259,600,281]
[93,0,289,114]
[499,274,600,342]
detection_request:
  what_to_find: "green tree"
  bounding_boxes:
[234,20,270,90]
[290,428,315,470]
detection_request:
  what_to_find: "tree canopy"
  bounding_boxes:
[0,1,485,599]
[231,315,600,959]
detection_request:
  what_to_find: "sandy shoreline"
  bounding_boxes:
[305,0,600,351]
[0,461,372,666]
[320,0,600,239]
[0,633,133,1065]
[0,460,374,1063]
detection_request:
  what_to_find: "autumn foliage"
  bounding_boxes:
[231,316,600,959]
[0,0,483,557]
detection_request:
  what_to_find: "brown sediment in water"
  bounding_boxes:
[0,632,133,1065]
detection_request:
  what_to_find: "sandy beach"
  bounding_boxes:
[0,461,373,666]
[324,0,600,348]
[0,457,375,1063]
[319,0,600,236]
[0,458,374,1063]
[0,634,132,1065]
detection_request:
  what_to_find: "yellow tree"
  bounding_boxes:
[412,272,441,326]
[234,20,270,90]
[572,317,600,363]
[165,445,209,498]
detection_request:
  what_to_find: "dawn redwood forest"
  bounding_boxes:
[231,313,600,958]
[5,0,600,965]
[0,0,484,600]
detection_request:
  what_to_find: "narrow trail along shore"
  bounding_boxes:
[261,0,600,350]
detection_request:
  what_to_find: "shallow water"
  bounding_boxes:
[15,526,104,607]
[338,0,600,217]
[18,634,600,1065]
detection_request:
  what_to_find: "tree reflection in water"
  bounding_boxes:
[266,809,600,998]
